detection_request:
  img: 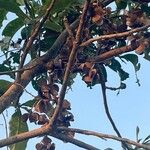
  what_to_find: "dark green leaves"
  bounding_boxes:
[144,48,150,61]
[108,59,129,81]
[120,54,140,72]
[141,4,150,15]
[9,109,29,150]
[0,0,28,19]
[0,9,7,27]
[2,18,24,37]
[44,21,62,32]
[21,99,36,108]
[42,0,77,13]
[0,79,12,96]
[115,0,127,10]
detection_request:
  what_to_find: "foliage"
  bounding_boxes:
[0,0,150,150]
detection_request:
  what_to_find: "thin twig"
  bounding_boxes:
[0,65,37,75]
[0,49,19,58]
[57,127,150,150]
[63,17,75,40]
[16,0,57,81]
[1,113,9,150]
[99,66,130,150]
[49,0,91,125]
[14,83,36,98]
[80,24,150,47]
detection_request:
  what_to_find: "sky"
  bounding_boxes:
[1,2,150,150]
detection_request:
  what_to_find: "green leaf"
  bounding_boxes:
[120,54,140,72]
[21,26,32,39]
[0,64,15,78]
[108,59,129,81]
[9,109,28,150]
[0,0,28,19]
[21,99,36,107]
[42,0,78,13]
[144,48,150,61]
[141,4,150,15]
[108,59,121,72]
[2,17,24,37]
[143,135,150,143]
[11,52,20,64]
[44,21,62,32]
[0,9,7,27]
[118,68,129,81]
[16,0,24,5]
[115,0,127,10]
[0,79,12,96]
[39,36,58,52]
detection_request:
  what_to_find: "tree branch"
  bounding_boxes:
[87,43,139,63]
[17,0,57,81]
[57,127,150,150]
[0,126,50,148]
[0,19,79,114]
[0,65,37,75]
[1,125,150,150]
[52,132,100,150]
[49,0,91,125]
[99,66,129,150]
[0,0,124,114]
[80,25,150,47]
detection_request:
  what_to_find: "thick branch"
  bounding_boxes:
[57,127,150,150]
[52,132,100,150]
[1,125,150,150]
[87,43,139,63]
[80,25,150,47]
[0,19,79,114]
[0,126,50,147]
[0,0,123,114]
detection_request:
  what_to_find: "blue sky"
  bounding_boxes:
[1,56,150,150]
[1,2,150,150]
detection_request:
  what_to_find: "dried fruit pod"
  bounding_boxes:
[91,2,105,25]
[135,43,145,55]
[22,113,29,122]
[62,100,71,110]
[29,112,39,123]
[35,143,46,150]
[42,136,52,145]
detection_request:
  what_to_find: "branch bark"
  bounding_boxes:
[0,126,50,148]
[49,0,91,125]
[0,0,123,114]
[87,43,139,63]
[57,127,150,150]
[17,0,57,81]
[80,25,150,47]
[1,125,150,150]
[0,19,79,114]
[52,132,100,150]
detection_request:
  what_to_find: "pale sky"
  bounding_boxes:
[1,2,150,150]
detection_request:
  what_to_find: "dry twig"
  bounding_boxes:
[16,0,57,81]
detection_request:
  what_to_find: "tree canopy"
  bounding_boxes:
[0,0,150,150]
